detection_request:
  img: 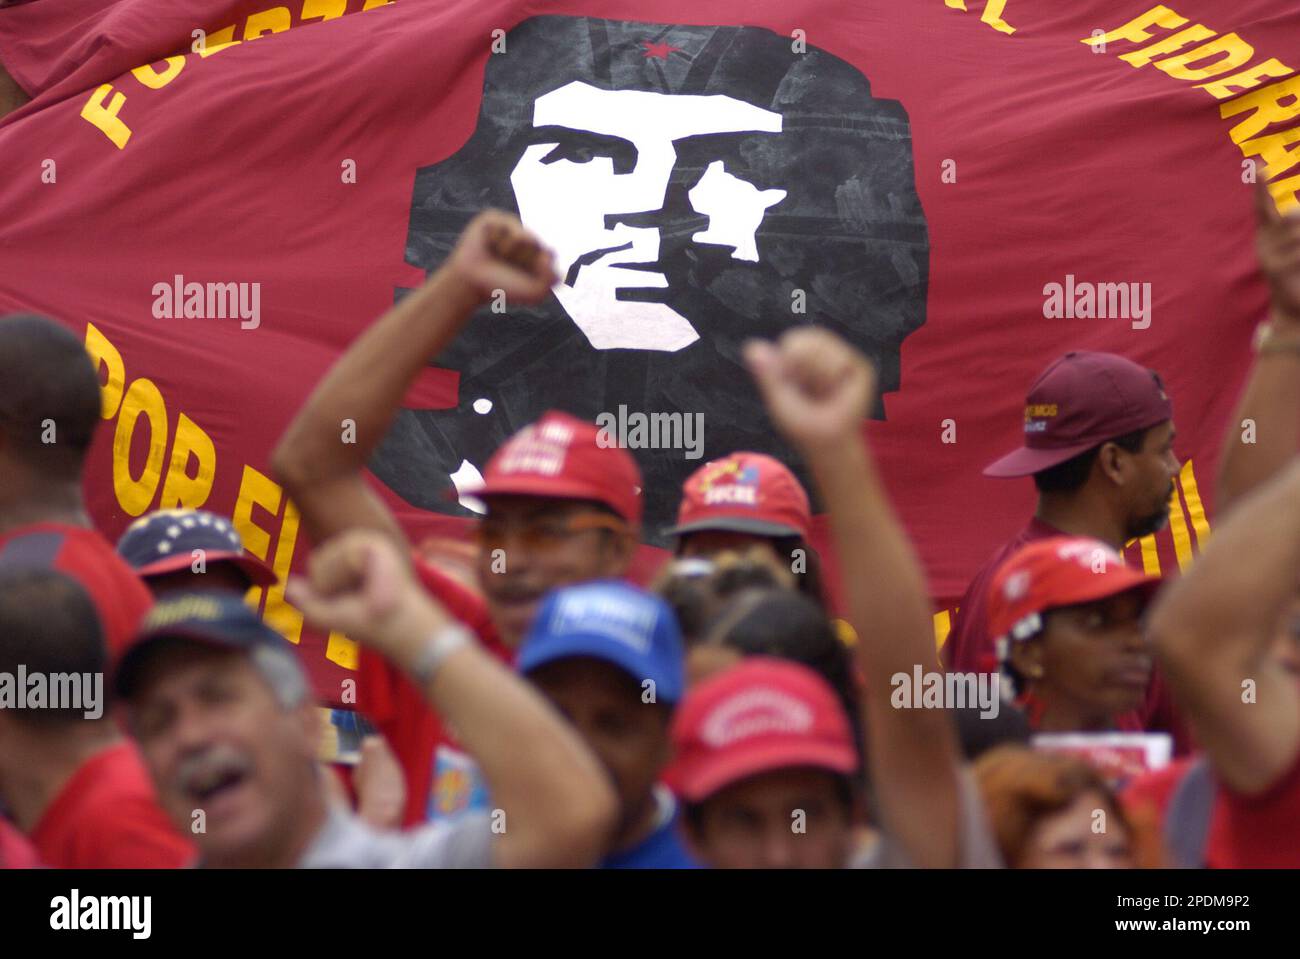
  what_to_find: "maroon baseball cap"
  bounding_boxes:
[468,411,643,529]
[984,352,1172,478]
[664,451,812,541]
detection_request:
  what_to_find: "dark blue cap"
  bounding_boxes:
[114,591,292,699]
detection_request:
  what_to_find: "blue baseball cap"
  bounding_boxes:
[116,509,277,587]
[114,591,297,700]
[517,581,685,704]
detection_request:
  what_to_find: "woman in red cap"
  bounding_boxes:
[987,537,1162,736]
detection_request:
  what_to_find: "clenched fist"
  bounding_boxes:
[744,328,877,453]
[445,209,558,306]
[287,530,451,670]
[1255,170,1300,330]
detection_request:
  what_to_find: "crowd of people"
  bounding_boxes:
[1,184,1299,871]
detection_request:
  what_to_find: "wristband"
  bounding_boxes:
[1254,321,1300,357]
[408,622,474,687]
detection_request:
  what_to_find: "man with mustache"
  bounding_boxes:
[272,211,642,827]
[943,351,1180,679]
[115,561,616,868]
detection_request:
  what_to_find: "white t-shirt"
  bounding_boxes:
[297,806,494,869]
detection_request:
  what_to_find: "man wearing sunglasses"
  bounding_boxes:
[273,211,642,828]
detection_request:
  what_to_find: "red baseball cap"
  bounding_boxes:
[666,657,858,803]
[984,352,1172,478]
[663,452,812,541]
[987,536,1161,647]
[469,411,643,528]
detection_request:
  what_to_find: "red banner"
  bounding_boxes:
[0,0,1286,700]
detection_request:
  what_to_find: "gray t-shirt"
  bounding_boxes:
[851,769,1003,869]
[297,806,495,869]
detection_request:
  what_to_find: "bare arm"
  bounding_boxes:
[289,530,617,867]
[1216,177,1300,513]
[271,211,557,548]
[1149,457,1300,794]
[746,329,963,868]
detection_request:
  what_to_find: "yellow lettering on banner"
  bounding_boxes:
[1082,5,1188,49]
[1241,126,1300,180]
[131,56,186,90]
[362,0,394,9]
[1179,459,1211,547]
[1119,25,1216,68]
[112,379,168,516]
[158,413,216,509]
[245,7,293,40]
[1167,483,1194,572]
[302,0,347,20]
[232,465,279,562]
[1222,75,1300,146]
[1266,173,1300,215]
[1131,534,1161,576]
[934,609,952,652]
[943,0,1015,34]
[84,323,126,419]
[196,26,241,58]
[980,0,1015,35]
[1197,59,1295,100]
[80,85,132,149]
[263,500,304,643]
[232,465,281,613]
[1155,33,1255,81]
[326,633,359,669]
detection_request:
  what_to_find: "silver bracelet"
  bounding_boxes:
[409,622,474,687]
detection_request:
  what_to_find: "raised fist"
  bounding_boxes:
[287,529,449,667]
[446,209,558,306]
[744,327,876,453]
[1255,169,1300,329]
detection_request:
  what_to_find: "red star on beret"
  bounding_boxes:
[642,40,681,60]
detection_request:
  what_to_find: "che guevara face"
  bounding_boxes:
[510,80,787,352]
[389,17,930,541]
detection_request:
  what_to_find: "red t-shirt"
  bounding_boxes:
[0,522,153,656]
[358,558,512,827]
[1125,747,1300,868]
[943,517,1061,673]
[29,740,193,868]
[0,818,41,869]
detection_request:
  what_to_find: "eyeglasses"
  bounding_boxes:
[474,513,628,552]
